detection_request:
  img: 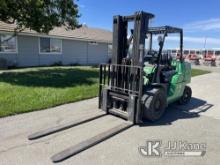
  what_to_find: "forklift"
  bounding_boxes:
[28,11,192,163]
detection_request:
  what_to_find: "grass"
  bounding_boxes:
[191,68,211,77]
[0,66,99,117]
[0,67,210,118]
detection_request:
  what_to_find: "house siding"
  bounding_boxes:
[62,40,87,65]
[88,42,108,64]
[39,54,62,66]
[0,53,17,66]
[17,35,39,67]
[0,34,110,67]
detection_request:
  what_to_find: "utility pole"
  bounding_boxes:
[203,36,207,50]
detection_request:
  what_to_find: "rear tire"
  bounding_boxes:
[142,88,167,122]
[178,86,192,105]
[211,61,216,66]
[195,59,200,65]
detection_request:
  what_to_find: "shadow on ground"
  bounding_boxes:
[0,68,99,88]
[140,97,213,126]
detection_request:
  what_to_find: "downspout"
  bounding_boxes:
[38,37,40,66]
[86,41,89,65]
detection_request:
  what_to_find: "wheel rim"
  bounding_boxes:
[182,90,190,103]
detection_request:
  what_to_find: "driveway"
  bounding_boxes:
[0,73,220,165]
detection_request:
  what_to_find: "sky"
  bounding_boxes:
[76,0,220,49]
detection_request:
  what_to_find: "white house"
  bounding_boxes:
[0,21,112,67]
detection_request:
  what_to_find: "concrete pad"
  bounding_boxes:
[193,65,220,73]
[0,73,220,165]
[188,72,220,120]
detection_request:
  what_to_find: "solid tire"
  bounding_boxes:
[142,88,167,122]
[178,86,192,105]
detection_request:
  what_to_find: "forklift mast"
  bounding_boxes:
[99,11,154,124]
[112,11,154,66]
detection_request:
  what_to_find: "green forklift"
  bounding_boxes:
[99,12,192,123]
[28,11,192,162]
[141,26,192,121]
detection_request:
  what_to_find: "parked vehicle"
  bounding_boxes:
[187,50,200,65]
[203,50,216,66]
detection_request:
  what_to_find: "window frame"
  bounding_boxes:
[39,37,62,55]
[0,32,18,54]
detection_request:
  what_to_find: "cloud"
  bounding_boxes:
[166,36,220,45]
[184,18,220,32]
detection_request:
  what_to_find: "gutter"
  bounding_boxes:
[0,30,113,44]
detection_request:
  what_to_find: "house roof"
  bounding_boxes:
[0,21,112,43]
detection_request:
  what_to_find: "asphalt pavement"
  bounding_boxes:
[0,72,220,165]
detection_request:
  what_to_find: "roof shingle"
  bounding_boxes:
[0,21,112,43]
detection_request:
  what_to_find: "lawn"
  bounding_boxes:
[191,68,211,77]
[0,67,210,117]
[0,66,99,117]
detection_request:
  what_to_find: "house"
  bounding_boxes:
[0,21,112,67]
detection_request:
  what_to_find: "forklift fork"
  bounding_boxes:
[28,111,133,163]
[28,113,106,140]
[51,122,133,162]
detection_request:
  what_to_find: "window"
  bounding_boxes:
[0,34,17,53]
[172,50,177,53]
[215,51,220,55]
[184,50,189,55]
[40,38,62,53]
[190,50,195,54]
[208,51,214,55]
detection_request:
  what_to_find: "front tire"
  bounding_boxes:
[178,86,192,105]
[142,88,167,122]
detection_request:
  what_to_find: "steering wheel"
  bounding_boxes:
[144,50,158,64]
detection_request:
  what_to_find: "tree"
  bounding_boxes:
[0,0,80,34]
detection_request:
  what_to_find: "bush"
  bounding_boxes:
[0,58,8,69]
[50,61,63,66]
[91,64,99,68]
[7,63,17,69]
[69,63,81,66]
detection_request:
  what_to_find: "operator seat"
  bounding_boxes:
[160,53,176,83]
